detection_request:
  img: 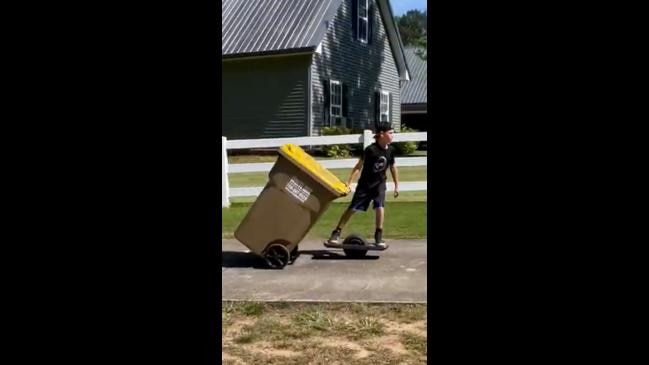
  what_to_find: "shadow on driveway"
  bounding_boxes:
[221,251,268,269]
[298,250,380,260]
[222,249,380,269]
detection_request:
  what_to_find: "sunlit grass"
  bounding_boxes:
[222,201,426,239]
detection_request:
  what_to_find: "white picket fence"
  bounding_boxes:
[222,130,427,207]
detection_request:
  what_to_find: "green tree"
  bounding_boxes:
[395,10,427,60]
[395,10,427,45]
[414,35,427,60]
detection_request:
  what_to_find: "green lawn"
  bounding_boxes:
[228,150,427,164]
[229,190,427,204]
[224,153,427,240]
[222,200,427,240]
[229,165,426,187]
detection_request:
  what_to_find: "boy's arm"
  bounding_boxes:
[390,164,399,197]
[346,158,363,186]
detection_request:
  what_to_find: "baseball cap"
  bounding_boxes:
[375,122,393,134]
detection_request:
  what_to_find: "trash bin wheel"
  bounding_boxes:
[343,234,368,258]
[288,246,300,265]
[264,243,291,269]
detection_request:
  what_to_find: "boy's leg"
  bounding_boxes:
[375,207,384,230]
[328,209,355,244]
[372,188,387,247]
[374,208,386,246]
[336,208,356,231]
[329,188,370,244]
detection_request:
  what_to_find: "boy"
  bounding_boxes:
[327,122,399,248]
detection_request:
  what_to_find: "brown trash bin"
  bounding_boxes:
[234,144,350,269]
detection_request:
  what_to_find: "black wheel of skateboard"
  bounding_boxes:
[264,243,290,269]
[343,234,368,258]
[288,246,299,265]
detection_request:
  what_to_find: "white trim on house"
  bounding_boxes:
[377,0,410,81]
[222,51,313,62]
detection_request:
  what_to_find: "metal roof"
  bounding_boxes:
[401,47,427,104]
[222,0,342,57]
[221,0,410,81]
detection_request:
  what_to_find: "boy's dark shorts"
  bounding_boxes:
[349,184,386,212]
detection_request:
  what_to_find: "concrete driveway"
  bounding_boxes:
[222,238,427,303]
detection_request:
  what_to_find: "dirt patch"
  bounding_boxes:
[384,319,427,337]
[221,302,427,365]
[221,352,246,365]
[222,318,255,342]
[373,334,409,355]
[244,341,300,358]
[322,339,371,359]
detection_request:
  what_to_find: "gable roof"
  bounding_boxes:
[401,47,427,104]
[222,0,410,81]
[222,0,342,57]
[375,0,410,81]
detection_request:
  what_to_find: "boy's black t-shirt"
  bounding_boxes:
[357,143,395,190]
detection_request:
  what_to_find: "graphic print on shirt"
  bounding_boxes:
[373,156,388,173]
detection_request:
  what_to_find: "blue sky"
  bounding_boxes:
[391,0,427,16]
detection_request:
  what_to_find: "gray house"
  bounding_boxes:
[401,47,427,132]
[222,0,410,139]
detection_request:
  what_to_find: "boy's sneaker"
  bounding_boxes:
[374,231,386,248]
[328,228,341,244]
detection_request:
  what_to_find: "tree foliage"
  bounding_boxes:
[395,10,426,45]
[395,9,427,60]
[414,36,427,60]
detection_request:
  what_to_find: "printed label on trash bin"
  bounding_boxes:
[285,177,312,203]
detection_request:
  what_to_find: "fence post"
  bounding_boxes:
[222,136,230,208]
[363,129,373,150]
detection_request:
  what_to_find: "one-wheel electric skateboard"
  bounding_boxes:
[323,233,389,258]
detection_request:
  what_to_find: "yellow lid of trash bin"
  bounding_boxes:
[279,144,351,196]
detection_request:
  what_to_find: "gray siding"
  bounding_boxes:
[311,0,401,135]
[222,55,311,139]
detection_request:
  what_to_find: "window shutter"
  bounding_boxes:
[323,79,330,126]
[343,83,351,129]
[368,0,374,45]
[388,92,392,124]
[374,91,380,128]
[342,83,349,116]
[351,0,358,40]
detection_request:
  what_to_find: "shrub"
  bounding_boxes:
[391,124,418,156]
[322,126,352,158]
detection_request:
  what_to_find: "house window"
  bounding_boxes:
[357,0,368,43]
[330,80,342,126]
[380,91,390,122]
